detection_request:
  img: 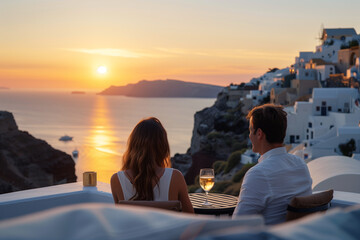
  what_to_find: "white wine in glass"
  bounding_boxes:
[199,168,215,206]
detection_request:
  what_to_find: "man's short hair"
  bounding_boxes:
[246,104,287,144]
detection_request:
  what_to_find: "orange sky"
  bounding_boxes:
[1,0,360,91]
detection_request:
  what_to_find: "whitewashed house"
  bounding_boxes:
[295,52,315,70]
[241,149,260,164]
[296,68,317,81]
[315,28,357,63]
[286,88,360,161]
[316,64,335,81]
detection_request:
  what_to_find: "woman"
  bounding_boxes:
[110,117,194,213]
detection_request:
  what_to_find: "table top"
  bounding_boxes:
[189,193,238,215]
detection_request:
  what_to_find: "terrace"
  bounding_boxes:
[0,179,360,239]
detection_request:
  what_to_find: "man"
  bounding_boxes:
[232,104,312,225]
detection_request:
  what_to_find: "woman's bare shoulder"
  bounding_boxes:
[110,172,120,185]
[170,169,187,185]
[171,168,184,178]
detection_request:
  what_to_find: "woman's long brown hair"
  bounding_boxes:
[122,117,171,200]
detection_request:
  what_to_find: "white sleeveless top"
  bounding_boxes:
[117,168,173,200]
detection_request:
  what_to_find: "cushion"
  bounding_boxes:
[286,189,334,221]
[204,205,360,240]
[0,203,264,240]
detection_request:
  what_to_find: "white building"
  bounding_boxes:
[245,90,269,107]
[296,68,317,81]
[286,88,360,161]
[295,52,315,69]
[285,102,312,144]
[255,68,290,92]
[347,57,360,80]
[241,149,260,164]
[316,64,335,81]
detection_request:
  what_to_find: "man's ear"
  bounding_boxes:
[257,128,265,139]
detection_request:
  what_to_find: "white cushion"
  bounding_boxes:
[0,203,264,240]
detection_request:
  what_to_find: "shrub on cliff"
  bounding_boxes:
[339,138,356,157]
[210,181,233,193]
[187,175,201,193]
[213,161,226,174]
[223,182,242,196]
[224,149,247,174]
[231,140,248,152]
[232,163,256,182]
[207,131,223,140]
[188,185,200,193]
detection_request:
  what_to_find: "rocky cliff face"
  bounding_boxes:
[0,111,77,194]
[171,90,249,184]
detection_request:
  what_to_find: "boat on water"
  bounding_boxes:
[72,149,79,158]
[59,135,73,142]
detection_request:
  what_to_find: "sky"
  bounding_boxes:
[1,0,360,91]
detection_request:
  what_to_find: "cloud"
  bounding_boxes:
[65,48,174,58]
[65,47,294,62]
[156,48,294,61]
[66,48,144,58]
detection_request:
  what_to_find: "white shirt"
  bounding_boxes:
[117,168,173,200]
[232,147,312,225]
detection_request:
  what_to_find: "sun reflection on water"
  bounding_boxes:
[76,96,122,183]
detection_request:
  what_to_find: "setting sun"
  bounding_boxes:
[97,66,107,75]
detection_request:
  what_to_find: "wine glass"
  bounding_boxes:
[199,168,215,207]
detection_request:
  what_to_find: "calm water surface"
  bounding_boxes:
[0,90,215,183]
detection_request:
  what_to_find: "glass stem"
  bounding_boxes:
[205,191,209,204]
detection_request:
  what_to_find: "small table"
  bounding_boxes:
[189,193,238,216]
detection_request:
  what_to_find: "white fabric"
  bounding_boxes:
[233,147,312,225]
[201,205,360,240]
[117,168,173,200]
[0,203,264,240]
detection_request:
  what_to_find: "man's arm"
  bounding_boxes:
[232,168,270,218]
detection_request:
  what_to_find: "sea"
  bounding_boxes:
[0,90,215,183]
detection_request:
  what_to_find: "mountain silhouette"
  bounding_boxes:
[98,79,223,98]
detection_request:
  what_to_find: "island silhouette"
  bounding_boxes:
[98,79,224,98]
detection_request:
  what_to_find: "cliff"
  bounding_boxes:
[98,79,223,98]
[0,111,77,194]
[171,90,249,185]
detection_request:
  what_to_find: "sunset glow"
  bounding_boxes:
[97,66,107,75]
[1,1,360,90]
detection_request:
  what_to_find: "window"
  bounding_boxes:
[296,135,300,140]
[311,131,314,139]
[322,101,326,106]
[328,106,332,111]
[316,106,320,111]
[320,122,322,126]
[307,129,309,133]
[306,135,309,140]
[308,122,312,128]
[338,108,342,112]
